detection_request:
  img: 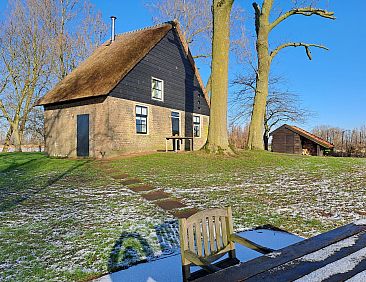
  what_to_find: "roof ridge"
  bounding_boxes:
[115,21,175,37]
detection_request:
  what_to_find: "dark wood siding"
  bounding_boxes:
[272,127,301,154]
[294,133,302,154]
[109,29,210,116]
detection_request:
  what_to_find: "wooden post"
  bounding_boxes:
[179,218,191,281]
[227,206,236,258]
[317,144,320,156]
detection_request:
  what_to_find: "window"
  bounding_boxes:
[136,106,148,134]
[193,116,201,137]
[171,112,180,136]
[151,77,164,101]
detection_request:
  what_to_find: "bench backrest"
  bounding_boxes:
[179,207,235,265]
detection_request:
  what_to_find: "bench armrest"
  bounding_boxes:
[229,234,274,254]
[184,250,221,272]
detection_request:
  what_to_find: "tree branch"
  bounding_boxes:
[270,7,335,30]
[270,42,329,60]
[0,100,12,123]
[252,2,261,36]
[192,54,212,59]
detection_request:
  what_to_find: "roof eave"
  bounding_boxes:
[284,125,334,149]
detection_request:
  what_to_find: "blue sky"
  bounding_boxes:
[1,0,364,131]
[91,0,365,131]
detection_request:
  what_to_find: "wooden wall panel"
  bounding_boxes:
[110,29,210,116]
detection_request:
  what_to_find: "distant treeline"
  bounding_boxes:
[312,125,366,157]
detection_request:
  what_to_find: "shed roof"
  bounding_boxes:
[270,124,334,149]
[37,21,208,106]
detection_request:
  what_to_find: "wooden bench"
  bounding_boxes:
[179,207,274,281]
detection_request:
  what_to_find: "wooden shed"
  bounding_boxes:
[270,124,334,156]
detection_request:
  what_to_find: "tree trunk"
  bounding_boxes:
[204,0,234,154]
[263,115,270,151]
[12,125,22,152]
[2,126,13,152]
[247,2,271,150]
[263,130,269,151]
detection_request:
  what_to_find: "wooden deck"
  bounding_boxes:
[193,220,366,282]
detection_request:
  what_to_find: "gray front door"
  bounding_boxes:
[77,114,89,157]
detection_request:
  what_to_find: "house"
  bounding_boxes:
[270,124,334,156]
[37,20,210,158]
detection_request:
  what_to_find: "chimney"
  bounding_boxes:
[110,16,117,42]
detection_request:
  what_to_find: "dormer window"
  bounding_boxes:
[151,77,164,101]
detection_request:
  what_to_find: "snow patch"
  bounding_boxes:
[345,270,366,281]
[300,234,359,262]
[354,219,366,226]
[294,247,366,282]
[266,252,282,258]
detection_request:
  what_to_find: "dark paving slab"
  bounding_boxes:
[129,184,155,192]
[356,210,366,216]
[141,190,171,201]
[121,178,142,185]
[170,208,200,218]
[111,173,130,179]
[155,199,186,211]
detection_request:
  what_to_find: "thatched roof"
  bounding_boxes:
[38,21,208,106]
[271,124,334,149]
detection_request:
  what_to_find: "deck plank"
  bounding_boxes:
[246,231,366,282]
[193,222,366,282]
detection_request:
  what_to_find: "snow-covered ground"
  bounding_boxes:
[1,153,365,281]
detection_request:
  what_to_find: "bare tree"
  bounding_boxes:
[0,0,107,152]
[0,0,51,152]
[231,74,311,150]
[229,124,249,149]
[25,107,45,146]
[146,0,246,93]
[43,0,107,80]
[246,0,335,150]
[204,0,234,154]
[147,0,212,58]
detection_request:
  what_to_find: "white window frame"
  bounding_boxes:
[151,77,164,101]
[135,105,149,135]
[193,115,201,138]
[171,111,181,136]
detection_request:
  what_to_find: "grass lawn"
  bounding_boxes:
[0,151,365,281]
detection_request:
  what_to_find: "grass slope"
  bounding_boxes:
[0,151,365,281]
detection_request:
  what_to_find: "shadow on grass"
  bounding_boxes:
[107,220,180,273]
[0,159,89,212]
[0,153,43,173]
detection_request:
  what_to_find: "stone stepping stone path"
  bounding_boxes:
[155,199,186,210]
[170,208,200,219]
[99,163,200,218]
[111,173,130,179]
[129,184,155,193]
[120,178,142,185]
[141,190,170,201]
[356,210,366,216]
